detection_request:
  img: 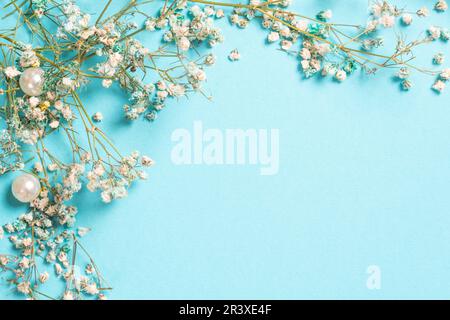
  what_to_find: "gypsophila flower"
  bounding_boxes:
[433,53,445,65]
[316,10,332,21]
[335,70,347,82]
[228,49,241,61]
[440,68,450,80]
[401,13,413,25]
[435,0,448,12]
[267,31,280,43]
[4,66,21,78]
[92,112,103,122]
[417,7,430,17]
[432,80,446,93]
[39,272,49,284]
[401,80,413,91]
[63,291,74,300]
[428,26,442,40]
[397,67,410,80]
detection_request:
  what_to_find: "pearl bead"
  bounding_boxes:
[19,67,45,96]
[11,174,41,203]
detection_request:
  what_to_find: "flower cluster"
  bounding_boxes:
[0,130,24,175]
[87,152,153,203]
[225,0,449,89]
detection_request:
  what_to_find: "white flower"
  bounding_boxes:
[293,19,308,31]
[321,10,333,20]
[84,283,99,295]
[145,19,156,31]
[310,59,321,71]
[432,80,446,93]
[98,294,108,300]
[315,43,331,56]
[29,96,40,107]
[22,238,32,247]
[228,49,241,61]
[49,120,59,129]
[55,263,63,275]
[267,31,280,42]
[401,14,413,25]
[379,15,395,28]
[280,40,292,51]
[63,291,74,300]
[216,9,224,18]
[335,70,347,82]
[428,26,441,40]
[397,68,410,80]
[168,84,186,97]
[434,53,445,65]
[0,255,8,266]
[417,7,430,17]
[300,48,311,60]
[300,59,310,70]
[108,52,123,67]
[17,282,31,294]
[102,79,113,88]
[365,20,378,32]
[435,0,448,12]
[178,37,190,51]
[93,163,105,176]
[101,191,112,203]
[279,28,291,38]
[4,66,21,78]
[34,162,43,172]
[54,100,63,110]
[19,257,30,269]
[62,77,74,88]
[157,90,168,100]
[92,112,103,122]
[440,68,450,80]
[77,227,91,237]
[371,3,383,17]
[141,155,154,167]
[39,272,49,283]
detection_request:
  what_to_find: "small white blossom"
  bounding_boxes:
[440,68,450,81]
[335,70,347,82]
[63,291,74,300]
[428,26,442,40]
[432,80,446,93]
[77,227,91,237]
[49,120,60,129]
[417,7,430,17]
[379,15,395,28]
[177,37,190,51]
[84,282,99,295]
[401,13,413,25]
[267,31,280,43]
[435,0,448,12]
[92,112,103,122]
[39,272,49,283]
[4,66,21,78]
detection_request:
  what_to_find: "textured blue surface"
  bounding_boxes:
[1,0,450,299]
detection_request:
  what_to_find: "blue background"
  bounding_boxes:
[1,0,450,299]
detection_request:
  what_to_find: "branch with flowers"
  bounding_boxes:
[0,0,449,299]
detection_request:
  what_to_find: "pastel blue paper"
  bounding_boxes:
[1,0,450,299]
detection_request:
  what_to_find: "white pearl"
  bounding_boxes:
[19,67,45,96]
[11,174,41,203]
